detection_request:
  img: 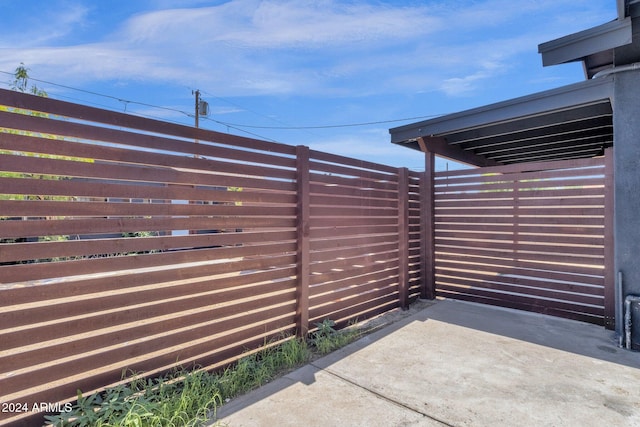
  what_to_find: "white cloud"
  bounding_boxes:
[120,0,440,49]
[2,2,90,47]
[0,0,614,99]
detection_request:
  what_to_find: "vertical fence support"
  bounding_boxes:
[603,146,615,330]
[513,177,521,269]
[398,167,410,310]
[296,145,311,337]
[421,150,436,300]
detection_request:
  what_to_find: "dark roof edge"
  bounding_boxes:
[389,76,613,144]
[538,18,632,67]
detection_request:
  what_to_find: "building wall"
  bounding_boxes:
[613,68,640,348]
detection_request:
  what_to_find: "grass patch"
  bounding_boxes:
[45,367,224,427]
[46,322,361,427]
[310,319,361,355]
[216,335,312,399]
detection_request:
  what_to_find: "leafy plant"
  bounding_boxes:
[44,335,311,426]
[44,368,223,427]
[45,323,359,426]
[311,319,361,355]
[218,335,311,399]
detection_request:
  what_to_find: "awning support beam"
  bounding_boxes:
[416,137,500,167]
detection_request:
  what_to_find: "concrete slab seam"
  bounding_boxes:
[310,361,455,427]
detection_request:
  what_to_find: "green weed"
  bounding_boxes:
[45,368,223,427]
[46,322,357,426]
[311,319,361,355]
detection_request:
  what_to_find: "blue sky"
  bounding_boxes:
[0,0,615,171]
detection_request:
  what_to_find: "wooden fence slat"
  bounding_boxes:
[436,282,604,316]
[309,182,399,199]
[435,288,604,325]
[309,260,399,287]
[0,216,297,240]
[434,155,605,178]
[308,205,399,217]
[435,186,605,201]
[436,222,604,235]
[309,161,399,184]
[0,177,296,207]
[310,250,399,274]
[435,215,605,226]
[310,242,400,263]
[2,278,298,351]
[435,267,604,298]
[310,194,398,208]
[435,254,604,286]
[0,153,295,188]
[434,164,604,186]
[435,230,605,246]
[311,234,400,251]
[309,267,399,296]
[435,176,604,194]
[308,149,398,174]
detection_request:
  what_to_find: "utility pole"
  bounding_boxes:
[194,89,201,129]
[193,89,201,159]
[189,89,202,236]
[192,89,209,158]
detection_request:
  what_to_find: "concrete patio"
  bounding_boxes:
[215,299,640,427]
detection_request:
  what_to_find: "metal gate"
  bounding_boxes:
[432,151,614,327]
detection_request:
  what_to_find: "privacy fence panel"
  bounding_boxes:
[305,152,419,328]
[0,89,420,426]
[432,154,613,326]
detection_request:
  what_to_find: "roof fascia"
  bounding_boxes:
[538,18,632,67]
[389,76,614,144]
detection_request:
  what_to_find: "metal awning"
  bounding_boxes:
[389,76,614,166]
[538,17,632,78]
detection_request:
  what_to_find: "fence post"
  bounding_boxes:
[398,167,410,310]
[603,147,615,330]
[421,151,436,300]
[296,145,311,337]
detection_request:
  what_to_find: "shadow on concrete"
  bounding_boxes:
[214,299,640,426]
[404,299,639,369]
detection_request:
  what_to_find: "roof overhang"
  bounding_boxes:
[389,76,614,166]
[538,0,640,79]
[538,17,632,76]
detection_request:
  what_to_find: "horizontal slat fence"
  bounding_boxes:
[305,153,423,327]
[432,154,614,326]
[0,89,422,426]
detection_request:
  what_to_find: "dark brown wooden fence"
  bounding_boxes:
[0,89,423,426]
[428,153,614,326]
[0,88,617,426]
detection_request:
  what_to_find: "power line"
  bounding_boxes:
[195,87,444,130]
[0,69,191,117]
[0,69,279,141]
[200,115,279,142]
[219,114,444,130]
[0,68,444,142]
[198,88,294,128]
